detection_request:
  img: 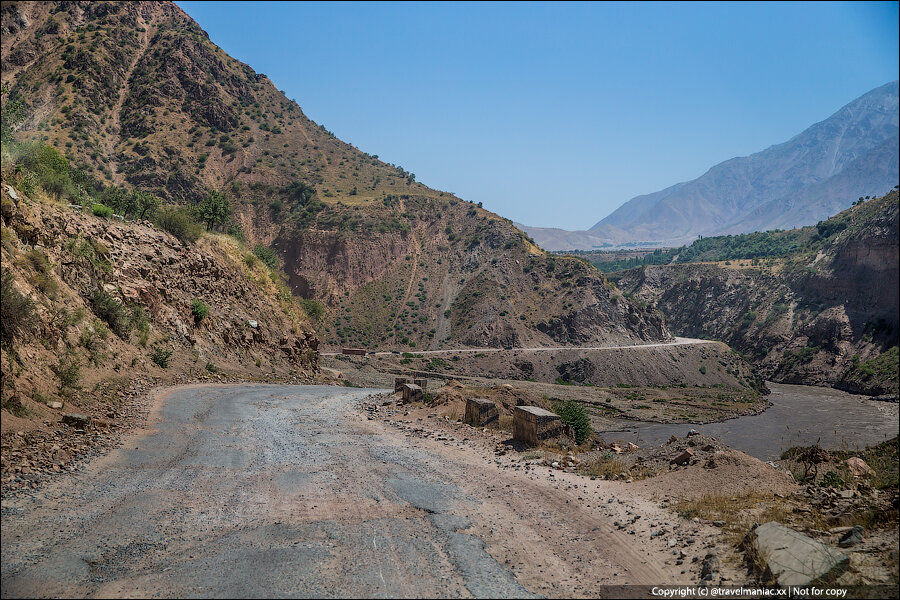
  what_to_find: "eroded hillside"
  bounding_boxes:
[1,0,669,350]
[612,191,900,395]
[1,179,318,441]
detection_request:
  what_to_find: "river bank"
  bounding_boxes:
[596,382,899,461]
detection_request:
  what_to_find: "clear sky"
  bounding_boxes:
[175,1,899,230]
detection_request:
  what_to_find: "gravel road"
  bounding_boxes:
[1,385,700,598]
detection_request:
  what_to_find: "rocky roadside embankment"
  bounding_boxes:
[1,182,322,493]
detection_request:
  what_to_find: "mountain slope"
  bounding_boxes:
[610,191,900,395]
[524,81,899,250]
[1,0,670,350]
[722,134,899,234]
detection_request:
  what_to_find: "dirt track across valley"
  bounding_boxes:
[1,384,732,598]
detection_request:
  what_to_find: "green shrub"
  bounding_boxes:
[191,298,209,323]
[91,203,113,218]
[253,244,278,269]
[816,220,847,239]
[226,223,246,242]
[16,142,83,201]
[300,298,324,320]
[25,248,52,273]
[79,318,109,366]
[1,269,37,347]
[91,288,131,338]
[31,271,59,298]
[155,206,203,243]
[51,351,81,393]
[1,394,29,418]
[149,345,173,368]
[819,470,845,488]
[551,399,592,444]
[67,235,112,275]
[130,305,150,347]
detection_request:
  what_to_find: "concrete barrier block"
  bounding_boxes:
[465,398,499,427]
[401,383,424,404]
[394,377,409,392]
[413,378,427,389]
[513,406,572,446]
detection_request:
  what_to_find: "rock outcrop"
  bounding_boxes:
[612,192,899,395]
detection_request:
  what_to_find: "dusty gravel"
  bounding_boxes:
[2,384,741,598]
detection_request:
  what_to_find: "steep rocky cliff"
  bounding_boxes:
[612,191,899,395]
[1,0,670,351]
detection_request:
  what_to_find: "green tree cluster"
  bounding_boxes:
[195,190,232,231]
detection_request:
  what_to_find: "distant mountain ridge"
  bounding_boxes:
[523,81,899,250]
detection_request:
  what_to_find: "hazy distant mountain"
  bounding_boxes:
[523,81,899,250]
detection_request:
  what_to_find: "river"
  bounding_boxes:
[599,382,899,461]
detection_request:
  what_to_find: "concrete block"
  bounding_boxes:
[401,383,424,404]
[745,522,849,588]
[513,406,572,446]
[465,398,499,427]
[413,378,427,389]
[394,377,409,392]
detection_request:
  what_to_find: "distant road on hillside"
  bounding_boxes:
[321,336,718,356]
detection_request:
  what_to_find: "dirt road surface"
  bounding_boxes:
[2,385,713,598]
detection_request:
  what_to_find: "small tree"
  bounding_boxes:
[149,345,173,368]
[101,185,129,214]
[131,190,160,220]
[196,190,231,231]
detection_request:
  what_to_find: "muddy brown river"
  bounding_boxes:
[601,383,899,460]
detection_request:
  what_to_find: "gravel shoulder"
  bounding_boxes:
[1,384,740,598]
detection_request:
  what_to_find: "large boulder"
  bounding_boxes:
[744,522,848,588]
[61,413,92,429]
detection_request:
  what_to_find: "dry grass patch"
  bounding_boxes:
[208,233,312,334]
[580,454,628,479]
[676,493,827,545]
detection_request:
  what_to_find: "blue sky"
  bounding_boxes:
[176,1,899,230]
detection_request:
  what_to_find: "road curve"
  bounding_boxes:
[321,336,718,356]
[1,385,693,598]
